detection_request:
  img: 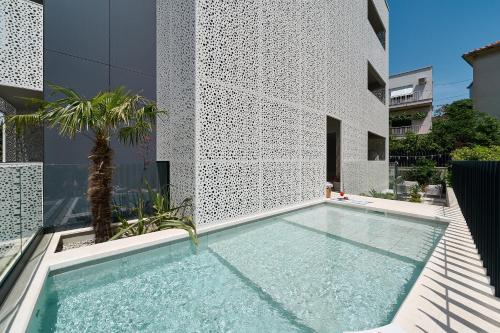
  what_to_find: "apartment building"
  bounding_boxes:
[158,0,390,224]
[389,66,433,138]
[463,41,500,119]
[1,0,389,228]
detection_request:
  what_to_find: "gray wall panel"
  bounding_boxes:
[44,0,109,63]
[110,67,156,101]
[110,0,156,76]
[43,0,157,228]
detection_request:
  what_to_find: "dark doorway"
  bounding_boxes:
[327,117,341,191]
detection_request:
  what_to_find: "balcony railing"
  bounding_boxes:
[370,87,386,105]
[390,125,422,137]
[390,90,430,107]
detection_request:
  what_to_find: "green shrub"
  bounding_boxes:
[451,145,500,161]
[365,189,395,200]
[409,185,422,203]
[404,159,438,186]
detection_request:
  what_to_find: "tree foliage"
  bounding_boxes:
[390,99,500,155]
[431,99,500,151]
[390,132,444,155]
[451,146,500,161]
[7,85,163,242]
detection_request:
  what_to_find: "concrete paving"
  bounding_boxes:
[335,190,500,332]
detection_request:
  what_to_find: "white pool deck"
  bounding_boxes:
[336,190,500,333]
[8,189,500,332]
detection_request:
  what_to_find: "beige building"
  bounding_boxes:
[463,41,500,119]
[389,67,433,138]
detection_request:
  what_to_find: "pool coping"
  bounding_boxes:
[9,196,469,333]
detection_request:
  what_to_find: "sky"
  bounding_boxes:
[388,0,500,110]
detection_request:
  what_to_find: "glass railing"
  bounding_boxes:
[0,163,43,282]
[43,162,163,229]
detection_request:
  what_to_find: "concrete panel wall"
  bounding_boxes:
[156,0,196,207]
[157,0,389,225]
[0,0,42,91]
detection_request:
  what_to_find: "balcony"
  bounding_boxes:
[368,62,386,105]
[390,125,422,137]
[368,0,386,49]
[390,90,431,107]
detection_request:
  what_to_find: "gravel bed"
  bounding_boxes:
[61,239,95,252]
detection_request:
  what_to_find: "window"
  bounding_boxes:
[368,0,386,49]
[368,62,386,104]
[368,132,386,161]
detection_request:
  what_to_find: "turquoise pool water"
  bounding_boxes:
[28,204,446,333]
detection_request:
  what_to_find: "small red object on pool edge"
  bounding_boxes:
[340,191,345,197]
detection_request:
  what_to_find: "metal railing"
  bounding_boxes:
[370,87,386,105]
[376,31,386,49]
[390,125,422,136]
[390,90,430,107]
[389,151,451,167]
[452,161,500,297]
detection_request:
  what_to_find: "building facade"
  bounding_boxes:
[463,41,500,119]
[157,0,390,225]
[2,0,390,228]
[389,67,433,138]
[0,0,43,163]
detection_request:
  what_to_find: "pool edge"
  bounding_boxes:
[11,196,454,333]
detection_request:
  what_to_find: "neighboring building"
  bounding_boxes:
[388,67,433,138]
[158,0,390,225]
[2,0,389,228]
[463,41,500,119]
[0,0,43,162]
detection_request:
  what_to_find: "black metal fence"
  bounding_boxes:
[390,152,451,167]
[452,161,500,297]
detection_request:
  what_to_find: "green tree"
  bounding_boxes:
[8,85,162,242]
[431,99,500,151]
[451,146,500,161]
[390,132,443,156]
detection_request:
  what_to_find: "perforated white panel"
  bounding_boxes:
[157,0,389,225]
[0,0,42,91]
[0,163,42,258]
[156,0,196,207]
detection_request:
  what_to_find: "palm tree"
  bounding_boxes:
[8,85,162,243]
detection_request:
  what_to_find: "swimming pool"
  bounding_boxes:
[27,204,446,332]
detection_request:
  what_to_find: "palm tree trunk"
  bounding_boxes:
[88,137,113,243]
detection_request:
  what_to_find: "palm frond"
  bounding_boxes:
[118,121,152,146]
[6,112,45,135]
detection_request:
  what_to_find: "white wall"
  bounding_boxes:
[158,0,389,225]
[0,0,42,91]
[472,52,500,119]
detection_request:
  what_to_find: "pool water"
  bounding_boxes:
[28,204,446,333]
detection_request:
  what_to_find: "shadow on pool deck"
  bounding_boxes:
[393,189,500,333]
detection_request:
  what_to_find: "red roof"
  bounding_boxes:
[463,40,500,65]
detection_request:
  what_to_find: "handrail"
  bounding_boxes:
[390,90,431,106]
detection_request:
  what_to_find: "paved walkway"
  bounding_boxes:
[393,189,500,332]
